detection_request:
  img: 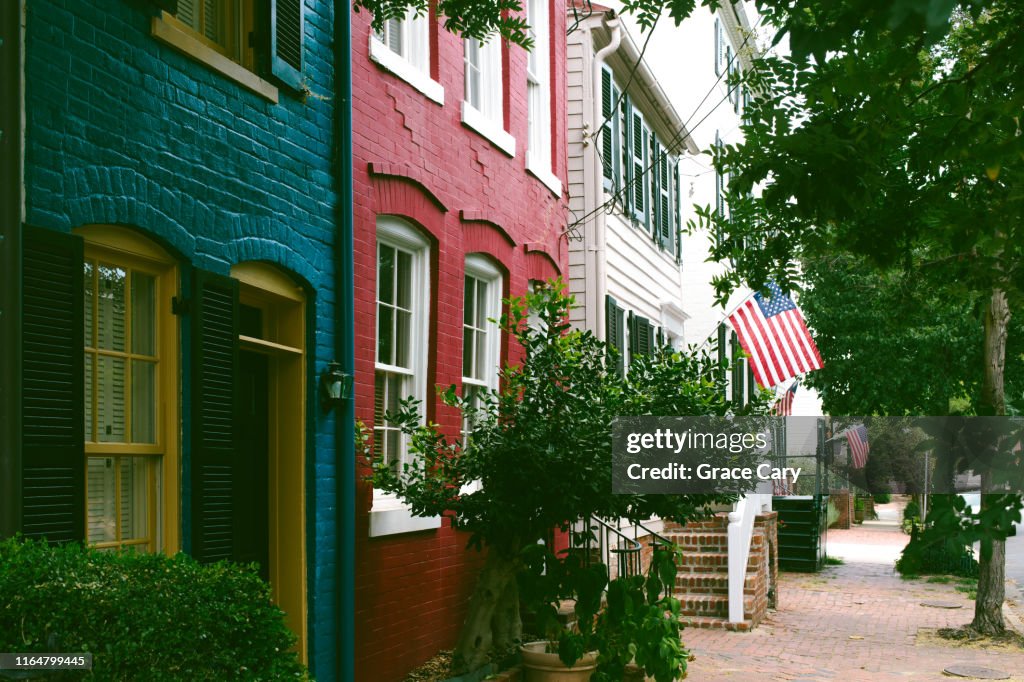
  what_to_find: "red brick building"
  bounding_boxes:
[351,2,568,678]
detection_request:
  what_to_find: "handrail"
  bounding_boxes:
[568,516,644,580]
[727,497,759,623]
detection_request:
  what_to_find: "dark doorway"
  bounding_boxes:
[236,350,270,581]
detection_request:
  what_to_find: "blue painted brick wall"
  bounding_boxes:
[24,1,340,678]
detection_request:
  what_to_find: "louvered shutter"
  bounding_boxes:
[713,17,722,76]
[731,331,745,407]
[270,0,304,90]
[651,138,661,241]
[717,323,727,397]
[631,112,648,225]
[629,314,653,358]
[673,162,682,263]
[601,68,614,189]
[605,295,625,377]
[657,147,673,254]
[190,268,239,563]
[21,227,85,542]
[621,96,633,215]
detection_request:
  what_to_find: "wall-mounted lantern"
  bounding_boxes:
[320,361,352,411]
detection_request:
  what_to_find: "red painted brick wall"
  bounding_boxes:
[351,3,568,679]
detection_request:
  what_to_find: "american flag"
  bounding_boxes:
[771,379,800,416]
[846,424,870,469]
[727,282,824,389]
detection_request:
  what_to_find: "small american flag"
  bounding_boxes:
[846,424,870,469]
[727,282,824,389]
[771,379,800,416]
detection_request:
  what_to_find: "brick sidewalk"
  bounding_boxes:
[680,528,1024,681]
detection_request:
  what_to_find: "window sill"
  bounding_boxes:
[151,13,279,104]
[461,103,516,157]
[369,499,442,537]
[526,157,562,197]
[369,37,444,105]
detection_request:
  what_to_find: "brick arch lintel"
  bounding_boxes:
[458,210,516,248]
[523,242,561,282]
[368,161,449,213]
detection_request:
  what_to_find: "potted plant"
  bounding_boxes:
[854,497,865,523]
[518,543,689,682]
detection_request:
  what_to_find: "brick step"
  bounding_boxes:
[677,594,760,619]
[680,615,754,632]
[674,572,762,595]
[665,532,729,551]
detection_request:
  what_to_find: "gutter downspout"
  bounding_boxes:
[592,16,621,339]
[334,4,355,682]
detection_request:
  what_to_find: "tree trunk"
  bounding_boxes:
[451,551,520,674]
[971,288,1010,635]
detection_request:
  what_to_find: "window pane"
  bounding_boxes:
[475,329,489,380]
[385,428,401,472]
[377,305,394,365]
[84,261,95,348]
[385,373,402,413]
[395,309,411,369]
[97,265,126,351]
[378,245,395,305]
[87,457,116,544]
[120,458,150,542]
[97,355,126,443]
[132,272,156,356]
[396,250,412,309]
[84,353,94,442]
[132,360,157,444]
[464,276,475,326]
[463,327,475,378]
[476,280,489,327]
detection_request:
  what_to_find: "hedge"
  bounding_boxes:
[0,537,310,681]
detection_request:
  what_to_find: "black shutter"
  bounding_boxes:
[747,361,757,402]
[191,268,239,563]
[21,227,84,542]
[270,0,304,90]
[731,331,745,408]
[717,323,727,397]
[605,295,625,377]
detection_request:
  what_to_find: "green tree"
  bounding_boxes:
[364,284,767,674]
[700,1,1024,634]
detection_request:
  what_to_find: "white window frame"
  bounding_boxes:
[462,36,516,156]
[369,10,444,104]
[461,256,502,438]
[370,217,441,536]
[524,0,559,195]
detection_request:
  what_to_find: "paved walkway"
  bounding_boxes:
[682,502,1024,681]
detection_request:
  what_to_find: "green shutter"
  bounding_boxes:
[605,295,625,377]
[21,227,85,543]
[631,113,649,226]
[673,162,682,263]
[270,0,304,89]
[601,68,614,188]
[629,314,653,359]
[190,268,240,563]
[621,95,633,215]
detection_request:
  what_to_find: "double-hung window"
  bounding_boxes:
[463,36,515,155]
[525,0,557,193]
[369,9,442,103]
[374,218,429,480]
[155,0,305,100]
[461,256,502,440]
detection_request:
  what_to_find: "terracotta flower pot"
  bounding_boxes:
[519,641,598,682]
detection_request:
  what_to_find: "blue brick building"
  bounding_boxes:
[6,0,349,678]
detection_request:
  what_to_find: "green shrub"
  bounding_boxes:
[903,499,920,521]
[895,533,978,578]
[873,493,891,504]
[0,537,309,681]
